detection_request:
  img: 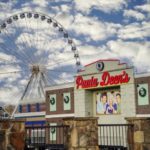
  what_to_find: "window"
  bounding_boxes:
[49,123,57,141]
[137,83,149,105]
[18,105,22,113]
[49,94,56,111]
[63,92,71,110]
[27,104,31,112]
[36,103,40,112]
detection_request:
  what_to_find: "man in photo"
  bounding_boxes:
[96,92,108,114]
[116,93,121,113]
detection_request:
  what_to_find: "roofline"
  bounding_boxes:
[44,82,74,91]
[78,59,128,73]
[85,59,121,67]
[134,72,150,78]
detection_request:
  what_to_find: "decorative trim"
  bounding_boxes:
[135,73,150,78]
[45,82,74,91]
[14,111,45,118]
[46,113,75,118]
[136,114,150,117]
[19,99,45,104]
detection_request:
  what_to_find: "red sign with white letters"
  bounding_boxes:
[76,71,130,89]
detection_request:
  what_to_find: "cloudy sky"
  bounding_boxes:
[0,0,150,105]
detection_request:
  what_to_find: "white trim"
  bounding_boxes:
[46,113,75,118]
[135,73,150,78]
[136,114,150,118]
[14,111,45,118]
[19,98,45,104]
[44,82,74,91]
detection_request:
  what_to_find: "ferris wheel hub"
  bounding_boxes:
[31,65,39,74]
[31,65,45,74]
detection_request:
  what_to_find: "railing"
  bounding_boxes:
[25,125,69,149]
[98,124,134,150]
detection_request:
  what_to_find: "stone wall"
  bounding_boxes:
[126,117,150,150]
[0,119,25,150]
[63,117,99,150]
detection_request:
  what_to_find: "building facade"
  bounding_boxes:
[14,99,46,126]
[45,82,74,125]
[45,59,150,125]
[15,59,150,126]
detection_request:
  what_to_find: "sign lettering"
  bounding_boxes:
[76,71,130,89]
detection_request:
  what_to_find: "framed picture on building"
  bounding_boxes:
[96,89,121,115]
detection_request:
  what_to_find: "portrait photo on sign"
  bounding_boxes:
[96,89,121,115]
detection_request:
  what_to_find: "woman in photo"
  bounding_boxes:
[106,95,116,114]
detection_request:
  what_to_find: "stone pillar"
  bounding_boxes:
[0,130,5,150]
[0,119,25,150]
[63,117,99,150]
[126,117,150,150]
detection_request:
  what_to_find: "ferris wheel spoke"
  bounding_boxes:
[46,76,56,85]
[24,14,32,49]
[0,70,22,75]
[1,28,34,65]
[48,71,69,84]
[46,57,76,70]
[24,13,40,64]
[0,56,14,63]
[0,43,30,65]
[12,19,35,64]
[41,72,49,86]
[20,73,33,100]
[46,68,75,73]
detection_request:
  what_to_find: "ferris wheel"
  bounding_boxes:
[0,11,81,106]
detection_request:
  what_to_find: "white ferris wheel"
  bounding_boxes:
[0,11,81,113]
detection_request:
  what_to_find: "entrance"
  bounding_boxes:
[98,124,134,150]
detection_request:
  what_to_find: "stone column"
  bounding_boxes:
[0,130,5,150]
[126,117,150,150]
[63,117,99,150]
[0,119,25,150]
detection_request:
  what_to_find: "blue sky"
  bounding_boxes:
[0,0,149,105]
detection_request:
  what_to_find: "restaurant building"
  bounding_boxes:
[15,59,150,125]
[45,59,150,125]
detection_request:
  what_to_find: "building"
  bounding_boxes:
[45,59,150,125]
[15,59,150,125]
[14,59,150,149]
[45,82,74,125]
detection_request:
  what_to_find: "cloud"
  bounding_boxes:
[123,9,145,21]
[135,4,150,14]
[0,52,16,62]
[107,40,150,72]
[32,0,49,7]
[74,0,127,14]
[0,1,17,20]
[0,86,21,104]
[71,14,121,41]
[77,40,150,73]
[118,22,150,39]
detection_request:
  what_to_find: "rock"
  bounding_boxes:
[79,135,88,147]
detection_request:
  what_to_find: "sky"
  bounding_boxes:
[0,0,150,105]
